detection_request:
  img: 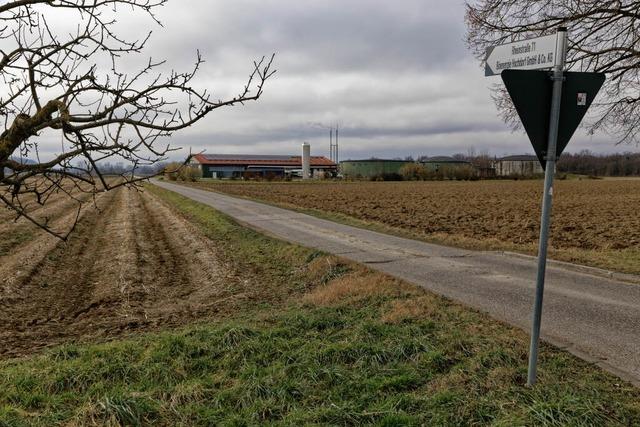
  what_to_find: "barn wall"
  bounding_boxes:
[204,165,245,178]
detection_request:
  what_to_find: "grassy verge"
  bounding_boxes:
[184,181,640,276]
[0,185,638,426]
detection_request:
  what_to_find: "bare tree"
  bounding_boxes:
[0,0,275,238]
[466,1,640,142]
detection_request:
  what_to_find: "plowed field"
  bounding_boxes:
[0,186,253,358]
[194,179,640,270]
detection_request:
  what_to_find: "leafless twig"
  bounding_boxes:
[466,0,640,143]
[0,0,276,238]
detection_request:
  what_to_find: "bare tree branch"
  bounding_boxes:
[466,0,640,142]
[0,0,276,238]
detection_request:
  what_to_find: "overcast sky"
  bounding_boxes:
[40,1,640,161]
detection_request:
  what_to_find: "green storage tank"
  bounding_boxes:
[421,156,472,172]
[339,159,413,178]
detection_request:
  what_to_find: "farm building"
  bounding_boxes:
[494,155,543,177]
[190,154,337,179]
[339,159,413,179]
[421,156,472,172]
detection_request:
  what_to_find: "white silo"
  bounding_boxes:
[302,142,311,179]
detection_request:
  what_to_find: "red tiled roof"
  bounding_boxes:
[193,154,336,167]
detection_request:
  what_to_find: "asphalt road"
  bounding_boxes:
[153,180,640,386]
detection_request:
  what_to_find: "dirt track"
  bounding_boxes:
[0,187,243,358]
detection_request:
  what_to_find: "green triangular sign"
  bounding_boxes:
[501,70,605,168]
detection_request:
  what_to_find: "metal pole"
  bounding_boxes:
[335,125,339,164]
[330,129,333,162]
[527,27,568,387]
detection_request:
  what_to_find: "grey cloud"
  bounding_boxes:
[151,0,466,74]
[21,0,632,164]
[182,121,507,147]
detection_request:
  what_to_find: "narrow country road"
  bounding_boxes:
[152,180,640,386]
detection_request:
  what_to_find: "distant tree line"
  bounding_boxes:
[557,151,640,177]
[407,150,640,178]
[92,162,167,177]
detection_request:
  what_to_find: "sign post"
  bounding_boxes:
[526,27,567,387]
[484,28,604,386]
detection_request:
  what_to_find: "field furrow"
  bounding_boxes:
[0,189,121,357]
[0,186,239,358]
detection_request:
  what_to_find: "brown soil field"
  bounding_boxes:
[0,186,269,358]
[193,179,640,271]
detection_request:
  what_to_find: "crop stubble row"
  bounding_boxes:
[0,186,246,357]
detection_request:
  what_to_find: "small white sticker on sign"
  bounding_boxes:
[577,93,587,106]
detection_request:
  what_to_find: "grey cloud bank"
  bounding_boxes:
[40,1,640,160]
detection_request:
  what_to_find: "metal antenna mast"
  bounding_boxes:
[335,125,339,164]
[330,128,334,162]
[329,125,339,164]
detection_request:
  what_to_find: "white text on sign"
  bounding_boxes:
[485,34,557,76]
